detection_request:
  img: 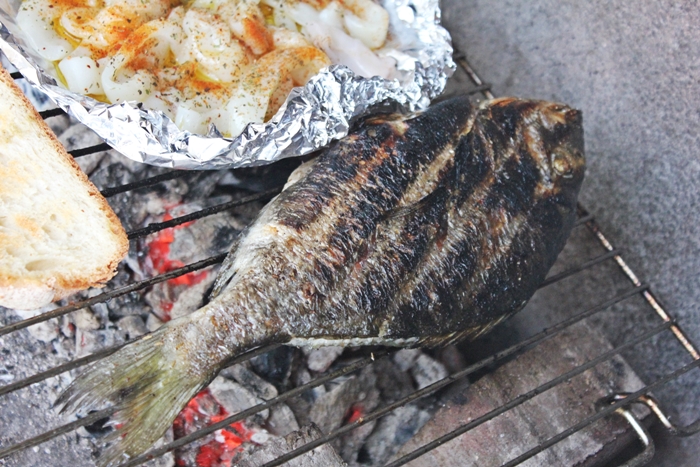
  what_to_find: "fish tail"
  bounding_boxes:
[56,321,219,466]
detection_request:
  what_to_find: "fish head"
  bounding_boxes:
[485,98,585,190]
[532,100,586,188]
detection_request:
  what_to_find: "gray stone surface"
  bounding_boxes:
[441,1,700,465]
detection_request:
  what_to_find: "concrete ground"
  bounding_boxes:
[441,1,700,465]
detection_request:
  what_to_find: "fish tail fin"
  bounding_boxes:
[56,324,217,467]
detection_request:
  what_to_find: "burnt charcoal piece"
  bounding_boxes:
[236,424,345,467]
[250,346,296,389]
[82,413,113,438]
[219,158,303,193]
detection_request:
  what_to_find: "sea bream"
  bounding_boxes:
[58,95,585,465]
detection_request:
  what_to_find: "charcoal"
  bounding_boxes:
[265,404,300,437]
[0,367,14,384]
[99,262,146,319]
[318,368,382,465]
[392,348,421,372]
[435,345,467,374]
[149,174,191,201]
[139,190,182,224]
[338,419,377,466]
[26,87,54,110]
[146,312,165,332]
[372,357,415,403]
[309,366,379,436]
[235,423,345,467]
[140,206,242,322]
[172,388,267,466]
[208,220,243,254]
[60,315,75,339]
[146,274,216,322]
[58,119,104,150]
[57,124,109,175]
[88,160,135,193]
[218,159,300,193]
[51,337,76,361]
[80,414,113,439]
[73,308,100,331]
[168,207,241,260]
[103,292,146,319]
[74,328,119,357]
[13,306,60,343]
[116,315,148,340]
[44,114,72,137]
[304,346,344,373]
[287,367,327,428]
[121,245,146,279]
[250,345,295,388]
[360,404,433,466]
[410,353,448,390]
[221,362,279,401]
[143,284,177,324]
[26,319,60,343]
[170,278,216,319]
[88,162,137,230]
[179,171,228,200]
[390,349,448,390]
[208,376,270,425]
[88,299,110,323]
[86,426,176,467]
[227,193,268,225]
[144,428,175,467]
[12,76,54,110]
[88,154,192,233]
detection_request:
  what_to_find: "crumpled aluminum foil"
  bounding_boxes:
[0,0,454,170]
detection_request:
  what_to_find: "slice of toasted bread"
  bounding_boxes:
[0,66,128,310]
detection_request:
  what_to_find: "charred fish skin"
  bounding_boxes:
[379,98,585,344]
[279,97,584,345]
[57,96,584,466]
[210,96,476,342]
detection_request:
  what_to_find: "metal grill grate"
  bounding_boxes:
[1,48,699,467]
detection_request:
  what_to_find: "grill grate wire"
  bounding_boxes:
[0,49,698,467]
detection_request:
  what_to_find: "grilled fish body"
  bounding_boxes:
[59,96,585,465]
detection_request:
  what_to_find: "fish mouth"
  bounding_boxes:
[539,102,581,127]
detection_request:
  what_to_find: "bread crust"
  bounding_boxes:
[0,66,128,310]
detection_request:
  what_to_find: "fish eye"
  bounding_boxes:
[551,150,574,178]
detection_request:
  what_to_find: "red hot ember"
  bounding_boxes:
[147,211,210,287]
[145,207,212,323]
[345,403,365,425]
[173,389,260,467]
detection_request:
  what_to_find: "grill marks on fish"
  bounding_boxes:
[243,98,474,323]
[376,122,523,339]
[58,96,584,466]
[276,101,467,234]
[288,98,582,345]
[223,96,583,346]
[384,100,581,344]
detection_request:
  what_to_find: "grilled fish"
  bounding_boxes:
[58,96,585,465]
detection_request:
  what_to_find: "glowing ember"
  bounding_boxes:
[345,403,365,424]
[173,389,258,467]
[145,208,210,322]
[147,212,209,287]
